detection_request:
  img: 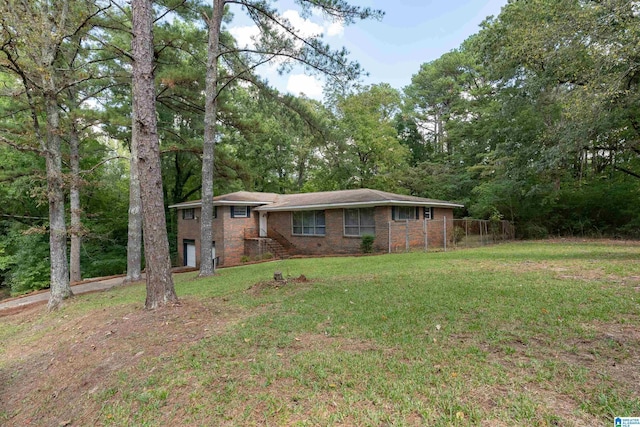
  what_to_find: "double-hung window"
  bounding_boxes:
[292,210,325,236]
[344,208,375,236]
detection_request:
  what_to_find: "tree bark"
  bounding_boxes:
[125,109,143,283]
[132,0,178,309]
[69,117,82,283]
[45,92,72,310]
[199,0,226,277]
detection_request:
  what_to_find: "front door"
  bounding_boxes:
[184,240,196,267]
[259,212,268,237]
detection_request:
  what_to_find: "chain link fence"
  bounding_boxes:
[387,219,515,253]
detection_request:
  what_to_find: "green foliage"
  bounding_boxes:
[307,84,409,192]
[360,234,375,253]
[5,228,50,295]
[550,179,640,237]
[452,226,466,244]
[78,156,130,278]
[81,247,128,278]
[397,1,640,238]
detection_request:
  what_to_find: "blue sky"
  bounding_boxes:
[227,0,508,98]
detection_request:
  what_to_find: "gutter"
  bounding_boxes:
[168,201,273,209]
[254,200,464,212]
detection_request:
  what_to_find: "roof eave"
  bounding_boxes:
[168,201,273,209]
[168,201,201,209]
[255,200,464,212]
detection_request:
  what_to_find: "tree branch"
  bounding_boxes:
[79,156,126,175]
[154,0,188,23]
[0,134,43,154]
[226,0,348,73]
[0,213,47,220]
[614,165,640,180]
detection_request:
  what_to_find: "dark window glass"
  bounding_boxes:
[183,208,195,220]
[344,208,375,236]
[393,206,418,220]
[231,206,249,218]
[292,210,326,235]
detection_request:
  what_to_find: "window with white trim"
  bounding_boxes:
[231,206,250,218]
[344,208,375,236]
[292,210,325,236]
[392,206,419,221]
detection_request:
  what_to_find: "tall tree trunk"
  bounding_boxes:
[199,0,225,277]
[45,92,72,310]
[69,117,82,283]
[132,0,178,309]
[125,112,143,283]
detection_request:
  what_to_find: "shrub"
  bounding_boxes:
[453,226,466,244]
[521,223,549,239]
[360,234,375,254]
[8,233,50,295]
[83,257,127,278]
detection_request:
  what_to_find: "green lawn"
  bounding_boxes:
[2,241,639,426]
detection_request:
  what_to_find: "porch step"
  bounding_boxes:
[265,238,290,259]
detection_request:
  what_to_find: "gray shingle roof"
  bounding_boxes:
[168,189,463,210]
[168,191,279,209]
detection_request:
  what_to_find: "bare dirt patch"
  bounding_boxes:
[478,318,640,426]
[245,274,312,296]
[0,296,251,427]
[569,320,640,395]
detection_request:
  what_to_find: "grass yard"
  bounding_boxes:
[1,240,639,426]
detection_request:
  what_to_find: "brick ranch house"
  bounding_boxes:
[169,188,463,268]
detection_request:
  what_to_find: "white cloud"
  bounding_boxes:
[326,20,344,37]
[228,9,341,52]
[228,25,260,48]
[282,10,324,38]
[286,74,323,100]
[226,8,338,99]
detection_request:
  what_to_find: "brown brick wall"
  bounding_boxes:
[222,207,260,265]
[388,207,454,251]
[176,205,456,266]
[374,207,391,251]
[176,206,259,267]
[428,208,455,250]
[267,206,413,255]
[267,210,350,255]
[176,207,202,267]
